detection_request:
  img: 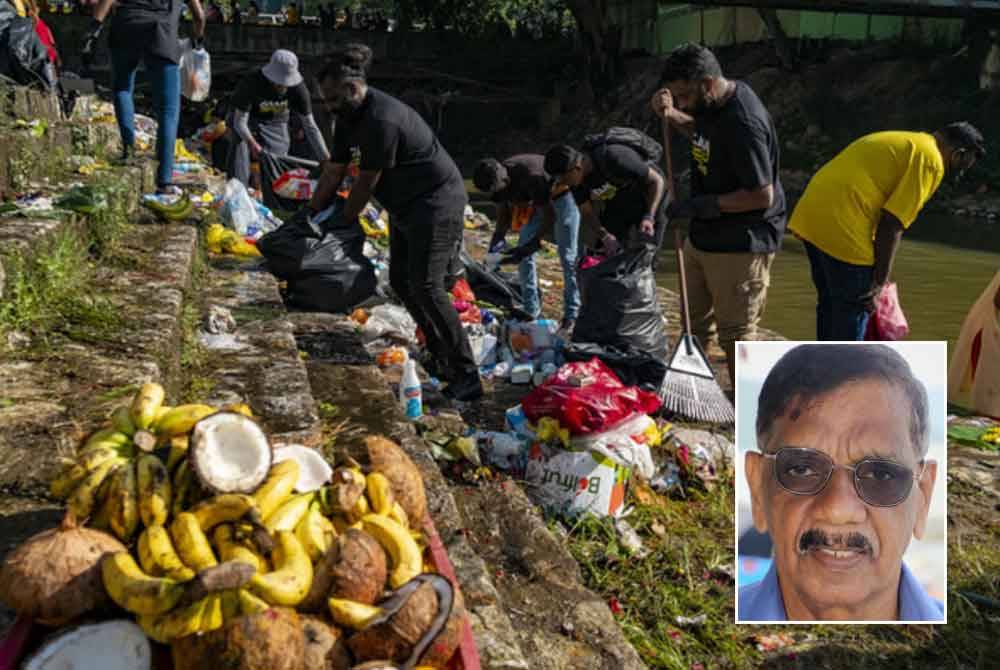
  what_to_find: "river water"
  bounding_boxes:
[656,214,1000,353]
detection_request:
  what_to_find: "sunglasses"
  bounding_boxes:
[762,447,925,507]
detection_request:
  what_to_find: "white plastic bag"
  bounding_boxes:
[361,304,417,344]
[948,270,1000,417]
[218,178,261,237]
[569,413,657,479]
[179,38,211,102]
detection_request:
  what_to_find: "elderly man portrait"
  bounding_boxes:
[739,343,942,622]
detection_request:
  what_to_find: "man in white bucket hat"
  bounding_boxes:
[227,48,330,188]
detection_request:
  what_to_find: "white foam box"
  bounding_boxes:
[510,362,534,384]
[524,442,629,518]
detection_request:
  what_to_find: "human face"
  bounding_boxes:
[745,379,936,620]
[319,77,363,117]
[947,147,977,183]
[555,161,585,189]
[664,78,711,116]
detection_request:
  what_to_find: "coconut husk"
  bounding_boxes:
[171,607,304,670]
[301,529,388,611]
[347,582,465,668]
[364,436,427,528]
[301,615,351,670]
[0,512,126,626]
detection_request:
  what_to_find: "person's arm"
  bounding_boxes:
[188,0,206,38]
[232,109,261,156]
[343,169,381,222]
[91,0,115,22]
[871,210,905,292]
[307,161,347,213]
[295,112,330,161]
[641,166,666,235]
[489,201,514,251]
[650,88,694,139]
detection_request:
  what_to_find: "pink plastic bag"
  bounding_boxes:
[865,282,909,341]
[521,358,662,436]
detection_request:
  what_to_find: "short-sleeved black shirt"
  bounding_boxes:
[571,144,650,205]
[491,154,552,207]
[332,87,466,219]
[109,0,183,63]
[688,81,786,254]
[231,71,312,126]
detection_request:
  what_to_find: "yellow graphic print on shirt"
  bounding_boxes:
[692,134,710,176]
[258,99,289,115]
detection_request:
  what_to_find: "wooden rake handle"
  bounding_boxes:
[660,118,694,340]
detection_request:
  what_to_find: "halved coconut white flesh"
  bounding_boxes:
[272,444,334,492]
[23,620,151,670]
[189,411,273,494]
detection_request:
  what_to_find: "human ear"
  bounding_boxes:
[912,460,937,540]
[746,451,769,534]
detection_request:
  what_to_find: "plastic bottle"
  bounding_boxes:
[399,358,422,419]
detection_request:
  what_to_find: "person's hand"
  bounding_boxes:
[650,87,673,119]
[249,140,262,159]
[862,283,884,314]
[601,232,620,256]
[666,195,721,221]
[639,215,655,237]
[81,19,104,60]
[499,238,541,265]
[193,35,206,50]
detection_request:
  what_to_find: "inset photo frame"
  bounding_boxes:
[734,341,947,624]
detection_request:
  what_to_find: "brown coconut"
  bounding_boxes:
[365,435,427,527]
[301,529,388,612]
[0,512,126,626]
[347,581,466,668]
[301,615,352,670]
[171,607,304,670]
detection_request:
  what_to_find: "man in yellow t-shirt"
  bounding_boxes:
[789,122,985,340]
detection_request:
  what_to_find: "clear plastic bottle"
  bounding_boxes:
[399,358,422,420]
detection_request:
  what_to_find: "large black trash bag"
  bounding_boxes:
[0,5,56,90]
[285,260,377,313]
[459,249,533,321]
[257,209,327,281]
[572,246,669,362]
[562,342,668,392]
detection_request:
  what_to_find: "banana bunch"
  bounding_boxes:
[143,194,195,222]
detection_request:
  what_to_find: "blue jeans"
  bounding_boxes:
[804,241,874,340]
[112,50,180,188]
[518,192,581,322]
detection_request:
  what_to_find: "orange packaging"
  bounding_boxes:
[350,308,369,324]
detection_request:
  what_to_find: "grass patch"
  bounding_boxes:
[177,236,216,402]
[95,384,141,403]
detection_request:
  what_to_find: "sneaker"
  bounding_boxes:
[443,374,484,402]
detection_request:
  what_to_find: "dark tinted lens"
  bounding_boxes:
[774,449,832,495]
[855,459,913,506]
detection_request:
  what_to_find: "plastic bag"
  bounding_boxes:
[864,282,909,341]
[286,265,376,313]
[273,168,316,201]
[570,413,658,479]
[521,358,662,436]
[460,250,532,320]
[948,271,1000,417]
[0,6,56,89]
[179,39,211,102]
[562,342,667,391]
[218,178,263,236]
[572,247,669,359]
[361,304,418,344]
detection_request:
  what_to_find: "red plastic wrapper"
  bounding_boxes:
[451,277,476,302]
[521,358,661,436]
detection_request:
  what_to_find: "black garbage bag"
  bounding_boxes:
[572,246,670,361]
[562,342,668,392]
[258,151,320,213]
[0,5,56,90]
[285,261,377,313]
[460,250,533,321]
[257,210,327,281]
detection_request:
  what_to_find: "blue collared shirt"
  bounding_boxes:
[738,560,944,622]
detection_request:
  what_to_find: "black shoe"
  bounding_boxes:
[443,374,484,402]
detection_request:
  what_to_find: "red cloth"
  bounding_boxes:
[34,18,58,64]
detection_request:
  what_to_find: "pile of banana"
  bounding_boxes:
[49,383,431,646]
[143,195,195,222]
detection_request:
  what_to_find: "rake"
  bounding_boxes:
[658,118,734,424]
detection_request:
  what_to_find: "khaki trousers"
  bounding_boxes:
[682,237,775,387]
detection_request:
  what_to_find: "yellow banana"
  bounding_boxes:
[219,589,240,622]
[213,524,268,574]
[238,589,271,615]
[365,472,395,515]
[50,463,88,500]
[171,512,218,572]
[67,457,124,520]
[199,593,225,634]
[130,382,165,431]
[137,454,172,527]
[294,503,335,563]
[108,462,140,542]
[152,404,216,439]
[138,596,210,644]
[190,493,256,531]
[82,427,131,450]
[110,406,136,437]
[137,525,196,581]
[223,403,254,418]
[389,501,410,529]
[247,531,312,606]
[152,405,173,428]
[101,552,186,616]
[253,459,299,520]
[346,492,370,524]
[361,514,423,589]
[171,460,193,519]
[327,598,383,630]
[76,445,127,473]
[264,492,314,534]
[166,436,188,472]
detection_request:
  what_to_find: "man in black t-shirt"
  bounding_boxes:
[226,49,330,187]
[651,43,786,387]
[473,155,581,331]
[308,43,482,402]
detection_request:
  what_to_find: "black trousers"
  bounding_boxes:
[389,207,477,383]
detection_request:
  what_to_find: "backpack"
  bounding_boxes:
[581,127,663,187]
